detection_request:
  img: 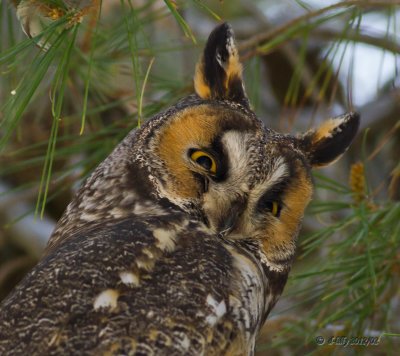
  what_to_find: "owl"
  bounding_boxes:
[0,23,359,355]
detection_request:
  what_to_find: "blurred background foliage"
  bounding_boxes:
[0,0,399,354]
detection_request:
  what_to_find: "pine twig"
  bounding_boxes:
[238,0,400,52]
[311,28,400,54]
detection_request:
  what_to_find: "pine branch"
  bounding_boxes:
[238,0,400,52]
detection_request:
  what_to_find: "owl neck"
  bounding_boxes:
[46,131,187,253]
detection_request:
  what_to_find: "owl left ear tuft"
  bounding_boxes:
[194,23,249,107]
[299,112,360,167]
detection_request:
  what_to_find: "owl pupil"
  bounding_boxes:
[257,198,282,218]
[196,155,213,170]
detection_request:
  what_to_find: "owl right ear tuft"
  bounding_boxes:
[299,112,360,167]
[194,23,249,107]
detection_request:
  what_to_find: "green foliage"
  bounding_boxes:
[0,0,195,217]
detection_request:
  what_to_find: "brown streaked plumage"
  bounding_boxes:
[0,23,359,355]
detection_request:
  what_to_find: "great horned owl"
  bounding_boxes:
[0,23,359,355]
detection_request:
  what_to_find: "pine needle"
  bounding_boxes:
[163,0,196,44]
[80,2,102,135]
[138,57,155,127]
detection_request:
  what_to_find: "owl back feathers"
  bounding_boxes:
[0,216,264,355]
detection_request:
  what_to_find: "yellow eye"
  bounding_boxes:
[271,201,280,217]
[257,198,282,217]
[190,150,217,174]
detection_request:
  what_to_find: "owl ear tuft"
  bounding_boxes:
[194,23,249,107]
[299,112,360,167]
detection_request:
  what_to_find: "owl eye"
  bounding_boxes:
[257,199,282,218]
[190,150,217,174]
[270,201,281,217]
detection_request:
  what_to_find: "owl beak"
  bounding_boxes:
[217,197,246,238]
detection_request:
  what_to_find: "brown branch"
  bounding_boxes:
[80,0,101,52]
[238,0,400,52]
[311,28,400,54]
[238,1,322,106]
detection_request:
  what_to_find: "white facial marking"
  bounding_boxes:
[119,271,139,287]
[221,131,250,184]
[93,289,119,310]
[247,156,288,215]
[269,156,287,185]
[202,131,253,232]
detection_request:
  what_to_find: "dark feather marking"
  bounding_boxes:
[202,23,248,105]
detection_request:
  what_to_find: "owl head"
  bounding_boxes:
[49,23,359,273]
[126,23,359,272]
